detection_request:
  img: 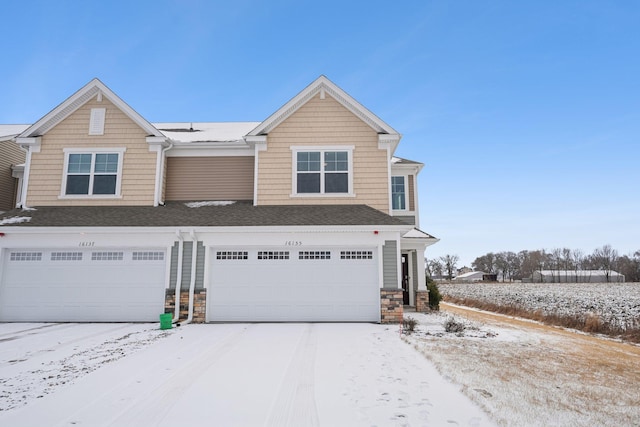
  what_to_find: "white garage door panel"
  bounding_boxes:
[209,248,380,322]
[0,249,166,322]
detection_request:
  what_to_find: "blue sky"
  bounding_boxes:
[1,0,638,266]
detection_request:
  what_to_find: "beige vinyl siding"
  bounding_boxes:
[256,93,390,213]
[408,174,415,211]
[0,140,25,211]
[165,156,254,201]
[26,97,157,206]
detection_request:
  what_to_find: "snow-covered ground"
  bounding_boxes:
[0,322,494,427]
[404,307,640,426]
[439,282,640,329]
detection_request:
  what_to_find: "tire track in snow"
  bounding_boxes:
[265,323,319,427]
[102,324,255,427]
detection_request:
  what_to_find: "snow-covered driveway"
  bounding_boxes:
[0,322,493,427]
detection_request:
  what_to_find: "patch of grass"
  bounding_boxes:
[443,296,640,343]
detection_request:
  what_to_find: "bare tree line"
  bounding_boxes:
[427,245,640,282]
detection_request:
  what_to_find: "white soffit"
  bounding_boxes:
[248,75,401,138]
[18,79,165,139]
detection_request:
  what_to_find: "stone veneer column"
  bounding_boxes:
[380,289,404,323]
[415,290,430,312]
[164,289,207,323]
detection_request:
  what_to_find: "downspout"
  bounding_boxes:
[181,229,198,325]
[17,145,31,209]
[173,230,184,323]
[154,141,173,206]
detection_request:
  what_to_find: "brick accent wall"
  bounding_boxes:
[416,290,430,312]
[380,289,403,323]
[165,289,207,323]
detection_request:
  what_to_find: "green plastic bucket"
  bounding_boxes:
[159,313,173,330]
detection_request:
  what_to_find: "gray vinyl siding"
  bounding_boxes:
[382,240,399,289]
[195,242,205,289]
[181,241,194,286]
[411,250,418,293]
[394,216,416,225]
[169,241,179,289]
[168,241,204,289]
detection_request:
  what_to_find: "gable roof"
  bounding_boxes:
[0,202,412,228]
[247,76,401,140]
[18,79,165,139]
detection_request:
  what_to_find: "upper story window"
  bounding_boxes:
[293,147,353,196]
[62,148,125,197]
[391,176,406,210]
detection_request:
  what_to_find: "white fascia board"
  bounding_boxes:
[391,162,422,175]
[378,134,401,154]
[146,136,170,145]
[244,135,267,146]
[0,224,412,235]
[19,79,164,139]
[15,137,41,150]
[249,76,400,137]
[401,236,440,250]
[166,139,253,155]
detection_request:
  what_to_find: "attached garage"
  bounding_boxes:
[208,247,380,322]
[0,248,167,322]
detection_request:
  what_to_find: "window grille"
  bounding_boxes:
[91,251,124,261]
[51,252,83,261]
[298,251,331,260]
[132,251,164,261]
[257,251,290,260]
[10,252,42,261]
[340,250,373,260]
[216,251,248,260]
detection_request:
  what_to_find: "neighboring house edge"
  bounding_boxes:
[0,76,439,324]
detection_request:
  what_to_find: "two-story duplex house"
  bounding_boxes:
[0,76,438,323]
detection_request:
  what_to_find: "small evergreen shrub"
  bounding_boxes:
[427,278,442,310]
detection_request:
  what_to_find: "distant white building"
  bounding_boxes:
[532,270,625,283]
[454,271,486,282]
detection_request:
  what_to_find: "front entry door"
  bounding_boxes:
[401,253,410,305]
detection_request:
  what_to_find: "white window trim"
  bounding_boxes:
[59,147,126,199]
[290,145,355,197]
[391,174,408,212]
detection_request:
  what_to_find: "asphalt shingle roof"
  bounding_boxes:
[0,202,410,228]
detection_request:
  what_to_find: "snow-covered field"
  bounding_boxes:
[0,322,494,427]
[404,307,640,427]
[438,282,640,330]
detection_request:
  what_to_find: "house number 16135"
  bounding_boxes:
[285,241,302,246]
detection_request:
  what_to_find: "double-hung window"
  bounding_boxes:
[391,176,406,210]
[62,149,125,197]
[294,148,352,195]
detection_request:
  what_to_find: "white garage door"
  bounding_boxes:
[208,247,380,322]
[0,248,167,322]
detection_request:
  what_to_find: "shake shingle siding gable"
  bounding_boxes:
[0,203,409,228]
